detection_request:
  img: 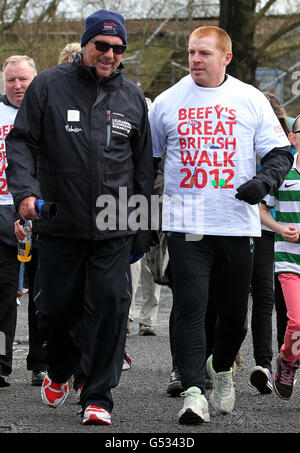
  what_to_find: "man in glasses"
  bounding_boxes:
[6,10,153,426]
[82,23,126,81]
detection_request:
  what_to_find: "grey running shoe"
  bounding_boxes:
[167,367,183,396]
[250,366,273,394]
[178,386,210,424]
[206,355,235,414]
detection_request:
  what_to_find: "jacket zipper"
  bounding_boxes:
[106,109,111,149]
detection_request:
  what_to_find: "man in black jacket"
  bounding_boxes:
[6,10,154,426]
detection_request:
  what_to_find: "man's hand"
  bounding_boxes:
[18,196,39,220]
[235,178,269,205]
[14,219,32,241]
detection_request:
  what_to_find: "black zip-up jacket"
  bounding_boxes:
[6,53,154,253]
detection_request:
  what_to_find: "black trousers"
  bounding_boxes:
[71,281,93,391]
[167,233,252,393]
[169,265,218,369]
[0,240,19,376]
[251,230,275,372]
[37,234,132,412]
[25,248,48,372]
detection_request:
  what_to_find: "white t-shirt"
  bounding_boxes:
[0,101,18,205]
[149,74,290,236]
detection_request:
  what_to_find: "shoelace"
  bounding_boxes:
[180,389,199,399]
[280,360,298,386]
[215,373,232,395]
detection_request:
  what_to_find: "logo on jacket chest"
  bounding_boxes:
[65,109,83,133]
[112,116,132,138]
[65,124,83,133]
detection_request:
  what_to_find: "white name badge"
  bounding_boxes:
[67,110,80,122]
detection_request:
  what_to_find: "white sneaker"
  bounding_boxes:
[250,366,273,394]
[178,386,210,424]
[206,355,235,414]
[41,374,69,408]
[82,405,112,425]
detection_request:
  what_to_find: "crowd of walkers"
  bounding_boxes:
[0,8,299,428]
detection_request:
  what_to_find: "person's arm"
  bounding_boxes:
[235,93,293,205]
[235,146,293,205]
[6,78,44,218]
[259,202,299,242]
[14,219,32,241]
[129,95,154,255]
[256,146,293,191]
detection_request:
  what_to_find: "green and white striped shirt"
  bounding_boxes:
[264,153,300,275]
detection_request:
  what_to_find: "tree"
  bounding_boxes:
[0,0,64,35]
[0,0,31,34]
[219,0,300,85]
[219,0,256,84]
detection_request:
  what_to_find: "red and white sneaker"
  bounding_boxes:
[41,374,69,408]
[82,405,112,425]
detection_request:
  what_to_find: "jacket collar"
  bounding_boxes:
[0,94,19,109]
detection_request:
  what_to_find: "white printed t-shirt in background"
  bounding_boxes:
[0,101,17,205]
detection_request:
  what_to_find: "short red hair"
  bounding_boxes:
[189,26,232,54]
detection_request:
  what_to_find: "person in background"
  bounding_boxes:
[0,55,46,387]
[259,114,300,400]
[249,92,291,394]
[58,42,81,64]
[128,97,161,337]
[129,256,161,336]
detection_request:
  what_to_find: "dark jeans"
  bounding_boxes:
[167,233,252,393]
[25,247,48,372]
[0,240,19,376]
[251,230,275,371]
[37,234,132,412]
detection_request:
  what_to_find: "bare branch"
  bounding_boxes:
[36,0,62,22]
[256,17,300,58]
[0,0,30,32]
[254,0,277,22]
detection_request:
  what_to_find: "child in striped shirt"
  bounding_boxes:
[259,114,300,400]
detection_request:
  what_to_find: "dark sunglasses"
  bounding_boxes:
[293,130,300,134]
[90,40,126,55]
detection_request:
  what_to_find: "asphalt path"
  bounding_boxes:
[0,284,299,443]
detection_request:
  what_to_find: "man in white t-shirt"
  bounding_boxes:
[0,56,38,387]
[149,26,293,424]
